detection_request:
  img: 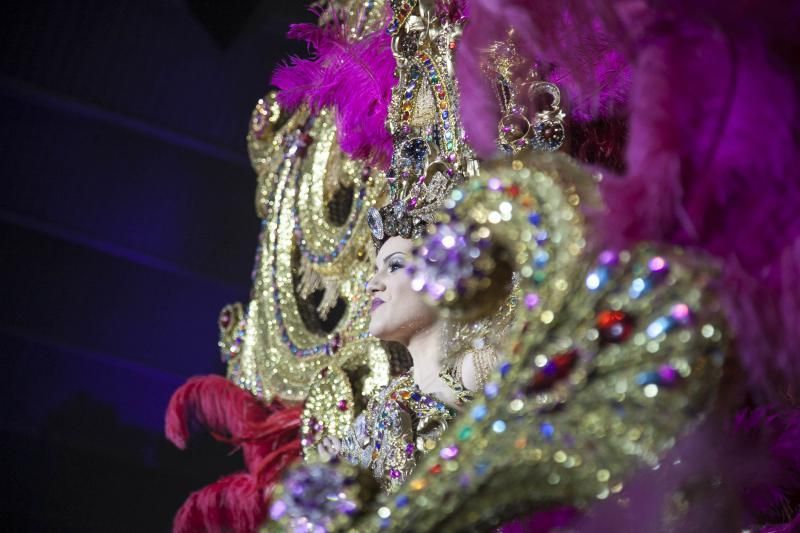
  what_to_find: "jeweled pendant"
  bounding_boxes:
[367,207,384,240]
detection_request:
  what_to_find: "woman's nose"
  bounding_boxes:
[366,273,385,294]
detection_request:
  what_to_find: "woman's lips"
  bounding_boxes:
[370,299,384,312]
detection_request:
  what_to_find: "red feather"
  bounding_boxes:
[165,375,303,532]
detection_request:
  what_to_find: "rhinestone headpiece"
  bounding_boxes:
[368,3,569,246]
[367,0,478,245]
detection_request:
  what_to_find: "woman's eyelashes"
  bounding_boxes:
[388,258,405,273]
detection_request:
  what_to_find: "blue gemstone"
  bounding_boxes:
[635,371,659,386]
[542,361,558,376]
[628,277,651,299]
[442,110,449,119]
[528,213,541,226]
[410,392,422,401]
[499,361,511,377]
[396,495,409,508]
[646,316,674,338]
[534,250,550,268]
[540,422,555,439]
[585,266,609,291]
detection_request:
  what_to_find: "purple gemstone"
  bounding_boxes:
[670,303,692,325]
[598,250,618,266]
[524,293,540,309]
[425,282,446,300]
[406,443,415,456]
[488,178,502,191]
[657,364,680,385]
[440,445,459,460]
[648,256,669,273]
[269,500,287,520]
[389,469,402,479]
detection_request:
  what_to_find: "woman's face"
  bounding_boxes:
[367,236,438,345]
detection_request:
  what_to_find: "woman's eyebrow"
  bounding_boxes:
[382,251,405,264]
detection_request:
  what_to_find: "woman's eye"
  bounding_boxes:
[389,261,404,272]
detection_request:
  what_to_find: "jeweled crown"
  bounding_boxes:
[367,2,568,245]
[367,0,477,243]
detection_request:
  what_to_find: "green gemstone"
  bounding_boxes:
[533,271,546,284]
[459,426,473,441]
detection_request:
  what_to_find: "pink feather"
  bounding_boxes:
[457,0,800,403]
[574,408,800,531]
[456,0,632,157]
[595,2,800,403]
[271,18,395,168]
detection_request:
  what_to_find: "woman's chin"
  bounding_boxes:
[368,321,383,340]
[368,321,395,343]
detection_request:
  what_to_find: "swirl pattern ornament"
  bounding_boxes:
[225,95,390,407]
[340,151,727,531]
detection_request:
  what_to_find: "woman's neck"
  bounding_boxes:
[406,321,456,403]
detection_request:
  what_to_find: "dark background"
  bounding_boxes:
[1,1,312,530]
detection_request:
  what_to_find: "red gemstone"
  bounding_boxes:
[337,399,348,411]
[307,416,321,435]
[596,310,634,343]
[218,308,232,331]
[508,184,520,198]
[330,333,342,354]
[429,464,442,474]
[529,349,578,392]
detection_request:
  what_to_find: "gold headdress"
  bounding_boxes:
[366,3,569,245]
[366,0,478,243]
[265,2,730,530]
[219,1,394,417]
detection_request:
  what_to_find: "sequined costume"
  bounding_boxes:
[338,372,461,492]
[166,0,800,531]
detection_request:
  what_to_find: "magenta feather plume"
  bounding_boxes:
[271,16,396,169]
[459,0,800,402]
[456,0,632,157]
[572,408,800,531]
[594,0,800,404]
